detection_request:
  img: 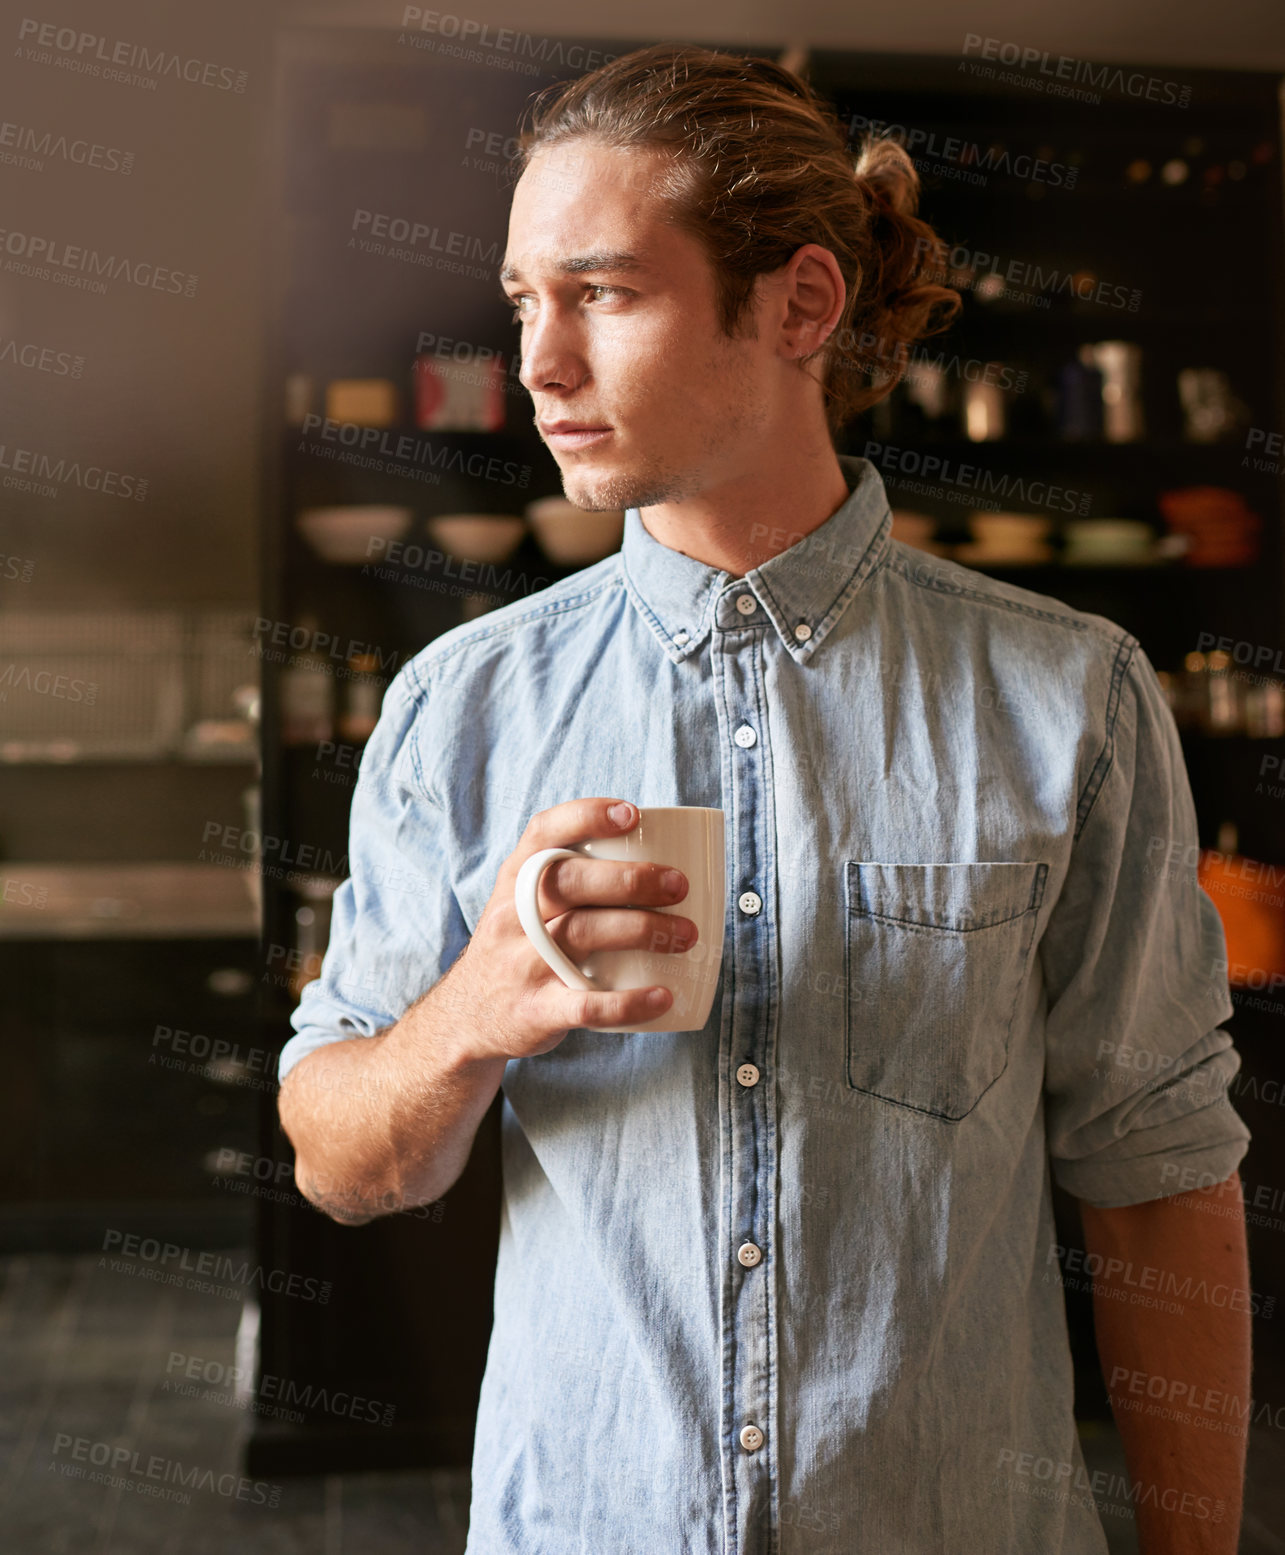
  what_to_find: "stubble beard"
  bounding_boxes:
[555,334,769,513]
[559,451,700,513]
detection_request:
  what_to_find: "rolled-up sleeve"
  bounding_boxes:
[277,661,470,1085]
[1039,641,1251,1208]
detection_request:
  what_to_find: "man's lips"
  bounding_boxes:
[538,421,613,450]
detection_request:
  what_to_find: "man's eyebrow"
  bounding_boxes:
[499,251,647,287]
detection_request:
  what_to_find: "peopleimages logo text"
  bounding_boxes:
[0,336,83,376]
[862,440,1093,515]
[299,414,530,487]
[0,121,134,173]
[16,20,248,92]
[846,115,1077,190]
[399,9,616,71]
[101,1229,332,1303]
[914,236,1138,311]
[51,1435,279,1506]
[0,227,196,295]
[960,34,1190,108]
[0,444,145,498]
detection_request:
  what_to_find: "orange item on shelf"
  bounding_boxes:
[324,378,400,427]
[1198,848,1285,984]
[1157,486,1262,567]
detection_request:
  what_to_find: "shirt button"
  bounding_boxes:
[738,890,762,916]
[673,629,689,645]
[733,724,757,748]
[736,1062,760,1087]
[735,594,757,616]
[794,621,813,641]
[737,1242,762,1268]
[739,1424,764,1452]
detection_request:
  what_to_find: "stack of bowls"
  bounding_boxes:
[425,514,527,564]
[526,496,625,565]
[954,513,1054,566]
[296,505,413,564]
[889,510,948,555]
[1061,519,1156,567]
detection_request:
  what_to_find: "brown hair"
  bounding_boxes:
[514,43,962,435]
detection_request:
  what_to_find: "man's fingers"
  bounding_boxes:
[538,857,688,916]
[550,907,698,957]
[519,797,639,856]
[553,983,674,1030]
[502,799,691,913]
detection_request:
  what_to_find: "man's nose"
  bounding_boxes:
[517,313,587,396]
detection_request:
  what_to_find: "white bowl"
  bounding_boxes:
[954,540,1055,567]
[526,497,625,565]
[297,505,413,564]
[425,514,527,564]
[1063,519,1154,551]
[970,512,1053,546]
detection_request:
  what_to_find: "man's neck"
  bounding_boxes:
[637,446,852,578]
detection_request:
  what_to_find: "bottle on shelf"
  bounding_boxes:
[284,373,315,427]
[1174,651,1285,738]
[336,652,382,744]
[1180,649,1243,735]
[1079,342,1144,443]
[278,615,334,747]
[1245,681,1285,738]
[287,877,342,1000]
[1054,357,1104,441]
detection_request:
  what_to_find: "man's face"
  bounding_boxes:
[502,139,777,513]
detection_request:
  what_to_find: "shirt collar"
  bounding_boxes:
[618,454,892,665]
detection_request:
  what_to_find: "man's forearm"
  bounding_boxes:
[1079,1170,1252,1554]
[278,985,507,1224]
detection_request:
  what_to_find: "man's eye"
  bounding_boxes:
[506,285,624,324]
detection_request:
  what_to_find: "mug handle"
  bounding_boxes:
[513,847,597,991]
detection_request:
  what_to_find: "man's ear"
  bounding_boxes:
[779,243,846,361]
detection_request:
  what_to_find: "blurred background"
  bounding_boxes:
[1,0,1283,1549]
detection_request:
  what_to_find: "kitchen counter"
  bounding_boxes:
[0,863,259,939]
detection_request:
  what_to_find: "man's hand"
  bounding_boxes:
[434,796,697,1064]
[278,796,698,1221]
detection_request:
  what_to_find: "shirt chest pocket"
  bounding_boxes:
[843,860,1049,1121]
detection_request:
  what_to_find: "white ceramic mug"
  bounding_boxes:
[513,806,726,1032]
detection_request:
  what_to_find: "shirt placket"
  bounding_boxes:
[713,582,780,1555]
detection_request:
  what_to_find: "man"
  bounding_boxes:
[278,44,1253,1554]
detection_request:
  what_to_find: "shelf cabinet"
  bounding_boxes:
[0,937,259,1252]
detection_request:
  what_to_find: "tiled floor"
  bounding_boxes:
[2,1251,1284,1553]
[0,1253,471,1554]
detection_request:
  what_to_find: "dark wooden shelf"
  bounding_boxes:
[1180,731,1285,743]
[950,562,1255,578]
[933,305,1274,329]
[920,175,1270,210]
[867,436,1253,455]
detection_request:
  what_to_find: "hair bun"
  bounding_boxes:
[852,134,920,218]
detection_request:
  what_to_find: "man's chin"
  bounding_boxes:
[559,468,631,513]
[559,456,676,514]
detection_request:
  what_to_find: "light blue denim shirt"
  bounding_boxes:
[282,453,1251,1553]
